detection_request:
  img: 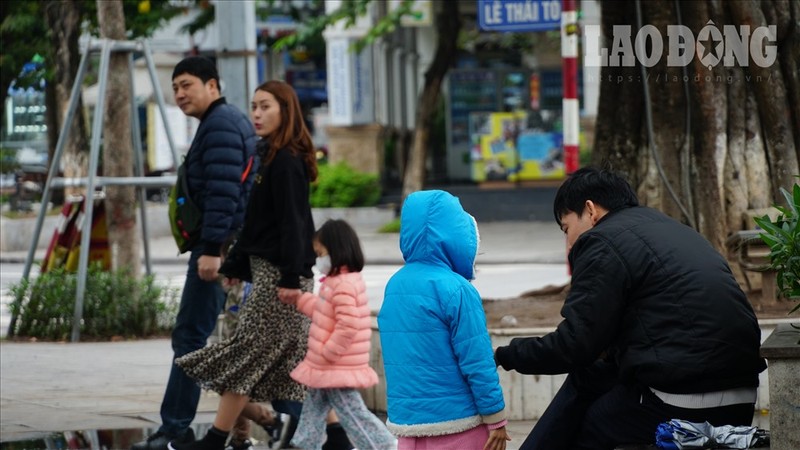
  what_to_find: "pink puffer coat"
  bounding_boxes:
[290,269,379,389]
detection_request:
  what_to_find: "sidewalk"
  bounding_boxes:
[0,339,537,448]
[1,219,564,446]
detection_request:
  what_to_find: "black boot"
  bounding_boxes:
[322,422,353,450]
[168,427,229,450]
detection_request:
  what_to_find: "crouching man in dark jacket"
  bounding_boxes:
[494,167,766,450]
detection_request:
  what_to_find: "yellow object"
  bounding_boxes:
[471,111,566,182]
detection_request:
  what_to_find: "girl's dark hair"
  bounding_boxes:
[254,80,318,181]
[315,219,364,275]
[553,167,639,226]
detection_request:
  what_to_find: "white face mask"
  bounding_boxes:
[315,254,332,275]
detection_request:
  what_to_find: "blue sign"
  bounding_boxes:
[478,0,561,32]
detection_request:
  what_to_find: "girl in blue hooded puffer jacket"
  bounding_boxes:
[378,190,510,450]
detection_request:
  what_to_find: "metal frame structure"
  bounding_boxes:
[9,39,180,342]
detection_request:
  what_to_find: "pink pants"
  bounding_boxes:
[398,424,490,450]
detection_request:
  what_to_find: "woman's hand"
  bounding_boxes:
[484,426,511,450]
[278,287,301,305]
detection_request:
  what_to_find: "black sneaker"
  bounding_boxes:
[168,430,226,450]
[225,439,253,450]
[322,423,354,450]
[263,413,298,449]
[132,429,195,450]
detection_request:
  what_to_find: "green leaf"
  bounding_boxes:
[785,185,800,217]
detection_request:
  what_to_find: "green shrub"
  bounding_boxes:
[378,217,401,233]
[1,147,20,173]
[7,265,179,341]
[755,183,800,314]
[310,162,381,208]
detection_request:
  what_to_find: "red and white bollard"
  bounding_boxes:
[561,0,580,174]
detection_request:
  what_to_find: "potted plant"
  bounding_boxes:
[754,183,800,315]
[755,182,799,450]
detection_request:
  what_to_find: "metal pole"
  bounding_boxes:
[129,53,153,276]
[51,176,176,188]
[21,44,92,280]
[8,39,93,338]
[216,0,258,113]
[561,0,580,174]
[71,38,112,343]
[142,40,180,169]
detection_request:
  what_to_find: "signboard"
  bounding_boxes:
[470,111,565,182]
[478,0,561,32]
[326,37,375,126]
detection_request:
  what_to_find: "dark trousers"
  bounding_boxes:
[520,362,756,450]
[272,399,303,418]
[159,249,226,436]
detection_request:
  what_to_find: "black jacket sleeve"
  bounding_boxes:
[495,234,631,374]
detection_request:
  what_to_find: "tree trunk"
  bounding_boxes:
[44,0,90,201]
[97,0,140,277]
[401,0,461,200]
[594,0,800,305]
[594,0,799,247]
[727,0,799,197]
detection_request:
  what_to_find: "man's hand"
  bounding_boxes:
[278,287,301,305]
[494,346,505,368]
[198,255,221,281]
[484,426,511,450]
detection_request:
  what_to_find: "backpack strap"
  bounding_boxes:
[180,163,193,201]
[241,155,255,184]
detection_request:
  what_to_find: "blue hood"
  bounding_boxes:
[400,190,478,280]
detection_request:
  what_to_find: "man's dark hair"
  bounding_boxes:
[553,167,639,226]
[172,56,219,84]
[315,219,364,276]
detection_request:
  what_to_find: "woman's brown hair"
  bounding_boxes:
[255,80,318,181]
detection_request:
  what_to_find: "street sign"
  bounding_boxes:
[478,0,562,32]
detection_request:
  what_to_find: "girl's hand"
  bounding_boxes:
[222,277,240,288]
[484,426,511,450]
[278,287,301,305]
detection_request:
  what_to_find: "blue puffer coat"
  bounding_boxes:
[184,99,257,256]
[378,190,506,437]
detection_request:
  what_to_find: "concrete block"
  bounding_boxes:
[761,323,800,450]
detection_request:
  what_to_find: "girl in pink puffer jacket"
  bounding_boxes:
[280,219,396,450]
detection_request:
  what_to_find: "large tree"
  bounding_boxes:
[1,0,183,144]
[2,0,185,274]
[401,1,460,198]
[273,0,462,200]
[593,0,799,254]
[97,0,140,276]
[44,1,90,199]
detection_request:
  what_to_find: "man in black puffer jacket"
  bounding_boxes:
[494,167,766,450]
[132,56,257,450]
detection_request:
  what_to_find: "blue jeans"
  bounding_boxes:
[159,249,225,436]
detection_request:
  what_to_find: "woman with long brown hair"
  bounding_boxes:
[169,81,350,450]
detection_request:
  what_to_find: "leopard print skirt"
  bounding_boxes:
[175,256,312,402]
